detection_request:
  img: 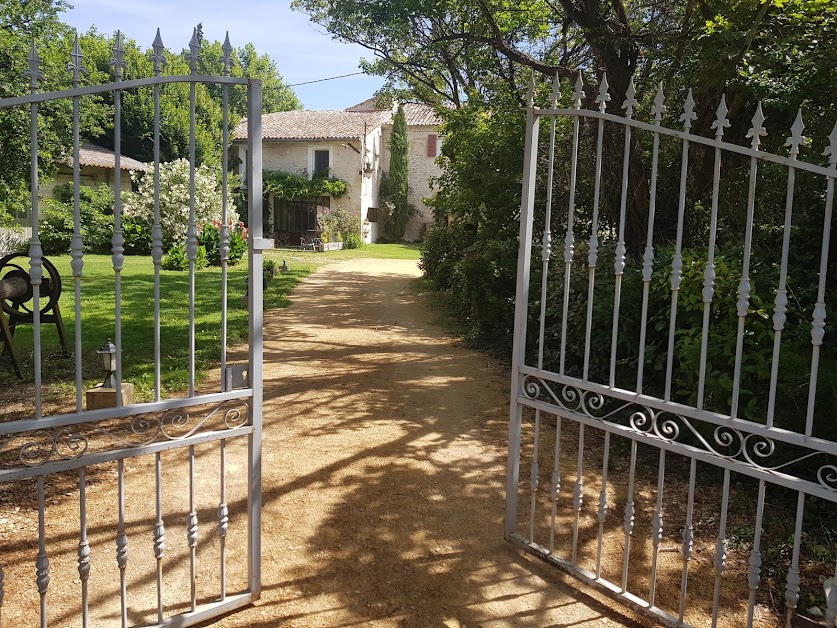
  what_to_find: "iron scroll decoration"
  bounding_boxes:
[520,374,837,495]
[0,400,250,469]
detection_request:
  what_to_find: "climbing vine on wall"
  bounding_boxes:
[262,170,347,200]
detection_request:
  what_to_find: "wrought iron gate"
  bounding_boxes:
[506,73,837,627]
[0,28,265,626]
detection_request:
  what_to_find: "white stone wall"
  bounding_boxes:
[259,139,368,236]
[41,165,133,200]
[380,124,442,242]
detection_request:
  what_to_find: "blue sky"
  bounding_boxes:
[62,0,386,110]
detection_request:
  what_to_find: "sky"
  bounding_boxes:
[62,0,386,110]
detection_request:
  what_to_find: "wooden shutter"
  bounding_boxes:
[427,134,437,157]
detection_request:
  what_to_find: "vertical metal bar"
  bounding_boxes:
[528,416,540,543]
[548,415,562,554]
[825,559,837,627]
[665,91,696,402]
[247,77,264,597]
[151,30,165,402]
[698,97,730,410]
[154,453,165,623]
[767,111,805,427]
[25,42,44,419]
[731,105,766,419]
[111,33,126,408]
[188,445,198,612]
[78,469,90,628]
[220,35,233,389]
[570,425,584,564]
[747,480,767,627]
[805,134,836,436]
[582,75,611,381]
[784,492,805,627]
[529,77,560,545]
[637,86,666,394]
[621,439,638,592]
[219,440,228,601]
[505,76,539,538]
[187,30,199,399]
[69,35,85,412]
[648,449,666,607]
[36,478,49,628]
[116,459,128,628]
[0,562,4,628]
[678,457,697,622]
[559,73,584,376]
[595,431,610,578]
[711,469,731,628]
[609,79,636,388]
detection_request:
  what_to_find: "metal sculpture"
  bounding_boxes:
[0,253,69,377]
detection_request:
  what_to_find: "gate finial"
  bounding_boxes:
[221,32,234,76]
[652,83,666,125]
[68,33,87,87]
[621,76,637,119]
[187,27,201,74]
[595,73,610,112]
[711,95,731,139]
[110,31,128,80]
[827,120,837,167]
[747,103,768,151]
[550,72,560,108]
[23,41,45,92]
[572,70,584,110]
[680,89,697,132]
[525,72,535,108]
[784,109,806,158]
[150,29,167,76]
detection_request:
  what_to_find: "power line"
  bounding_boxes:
[287,71,367,87]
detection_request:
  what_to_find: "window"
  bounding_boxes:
[427,134,441,158]
[308,147,332,179]
[276,196,330,233]
[367,207,380,223]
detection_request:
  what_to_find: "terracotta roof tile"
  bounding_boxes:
[234,109,392,141]
[68,143,150,172]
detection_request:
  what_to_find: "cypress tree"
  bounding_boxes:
[387,104,410,240]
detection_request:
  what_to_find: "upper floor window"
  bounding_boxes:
[309,147,332,179]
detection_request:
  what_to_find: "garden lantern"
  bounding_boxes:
[97,339,117,388]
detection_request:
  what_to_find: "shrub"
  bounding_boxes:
[122,216,152,255]
[344,232,363,249]
[197,221,248,266]
[39,184,116,255]
[0,227,27,256]
[122,159,237,249]
[161,244,207,271]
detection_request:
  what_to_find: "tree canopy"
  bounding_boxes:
[0,3,301,223]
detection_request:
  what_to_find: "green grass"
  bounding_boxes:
[0,243,420,413]
[1,254,315,408]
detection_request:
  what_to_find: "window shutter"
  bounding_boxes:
[427,134,437,157]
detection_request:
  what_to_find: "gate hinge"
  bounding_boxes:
[224,364,250,391]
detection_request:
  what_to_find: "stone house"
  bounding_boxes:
[232,100,441,244]
[42,143,149,198]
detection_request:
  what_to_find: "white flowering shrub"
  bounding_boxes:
[0,227,28,256]
[122,159,238,247]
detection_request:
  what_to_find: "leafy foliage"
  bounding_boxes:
[122,159,236,248]
[197,220,248,266]
[262,170,347,201]
[38,183,115,255]
[380,104,410,240]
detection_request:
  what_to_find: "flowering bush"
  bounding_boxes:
[197,220,248,266]
[122,159,237,248]
[319,206,358,242]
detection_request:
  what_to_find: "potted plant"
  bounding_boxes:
[336,231,344,250]
[263,258,277,278]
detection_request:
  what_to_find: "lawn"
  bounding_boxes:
[0,243,421,416]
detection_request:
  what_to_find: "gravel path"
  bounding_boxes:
[217,258,649,627]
